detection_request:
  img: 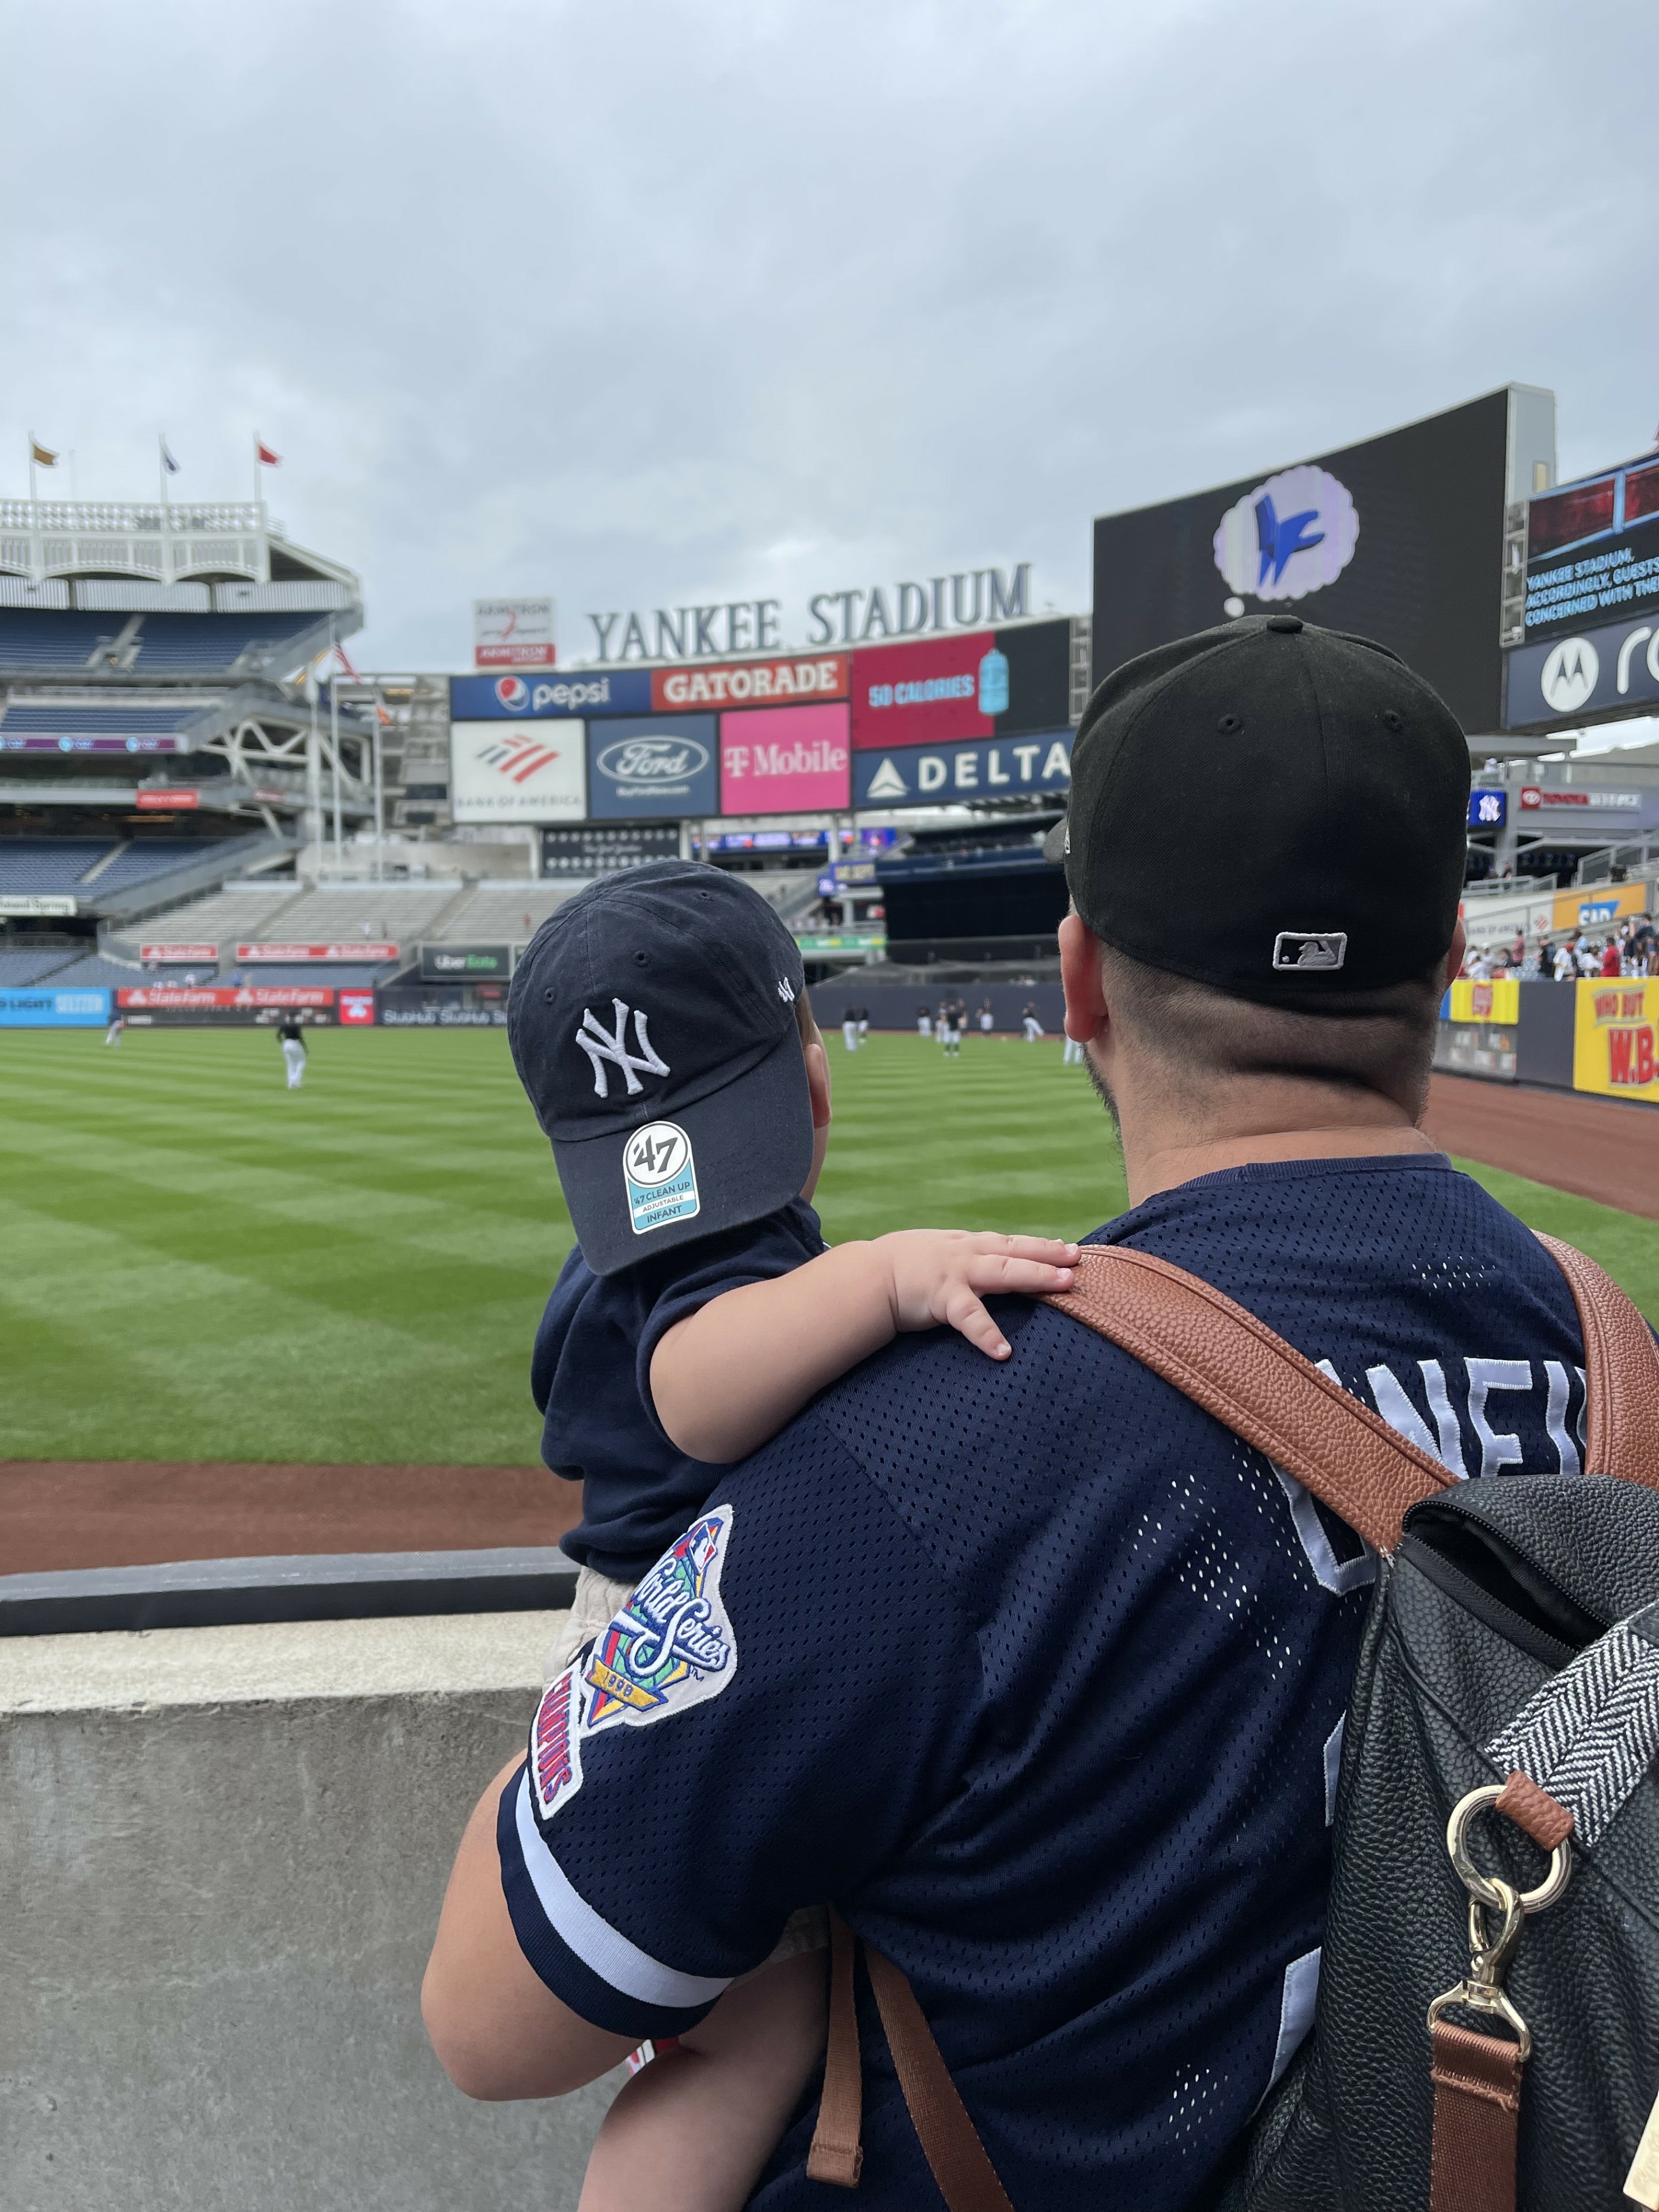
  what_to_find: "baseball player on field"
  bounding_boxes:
[276,1012,308,1088]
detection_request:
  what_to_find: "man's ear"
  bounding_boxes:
[804,1035,832,1129]
[1059,911,1108,1044]
[1444,918,1467,989]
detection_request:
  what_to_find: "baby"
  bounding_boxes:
[507,861,1075,2212]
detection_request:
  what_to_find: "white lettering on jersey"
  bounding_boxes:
[576,998,671,1099]
[1363,1359,1467,1478]
[1544,1360,1582,1478]
[1465,1358,1533,1477]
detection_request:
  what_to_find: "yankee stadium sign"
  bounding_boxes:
[586,564,1032,663]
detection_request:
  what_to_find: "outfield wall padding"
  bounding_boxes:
[1432,978,1657,1103]
[1,1612,613,2210]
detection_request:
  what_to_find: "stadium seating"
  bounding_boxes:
[124,885,302,948]
[36,954,153,990]
[0,840,115,890]
[87,841,225,895]
[0,948,78,984]
[0,613,131,670]
[127,613,319,676]
[1,702,207,736]
[0,608,321,677]
[423,884,577,942]
[261,885,461,946]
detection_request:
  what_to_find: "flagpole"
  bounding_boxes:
[157,434,171,587]
[329,622,343,880]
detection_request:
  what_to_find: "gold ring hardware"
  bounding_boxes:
[1427,1786,1573,2063]
[1447,1783,1574,1915]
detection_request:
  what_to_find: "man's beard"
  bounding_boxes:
[1084,1048,1122,1144]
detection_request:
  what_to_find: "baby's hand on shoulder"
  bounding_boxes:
[873,1231,1080,1361]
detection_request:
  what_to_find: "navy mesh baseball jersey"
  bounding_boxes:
[500,1155,1588,2207]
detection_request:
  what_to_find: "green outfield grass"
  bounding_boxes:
[0,1025,1654,1465]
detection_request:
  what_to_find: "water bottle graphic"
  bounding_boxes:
[978,646,1009,717]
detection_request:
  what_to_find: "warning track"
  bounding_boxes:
[1423,1074,1659,1222]
[0,1461,582,1579]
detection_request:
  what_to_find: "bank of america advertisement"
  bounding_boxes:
[1092,391,1522,734]
[449,721,588,823]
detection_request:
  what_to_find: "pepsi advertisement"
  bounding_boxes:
[586,715,719,819]
[1092,390,1513,734]
[449,670,653,720]
[853,730,1073,808]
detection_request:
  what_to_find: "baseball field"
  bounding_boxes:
[1,1025,1656,1471]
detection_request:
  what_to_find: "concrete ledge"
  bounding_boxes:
[0,1546,578,1637]
[1,1609,615,2210]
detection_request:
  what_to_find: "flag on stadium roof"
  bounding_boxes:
[160,438,179,475]
[256,439,280,466]
[29,440,56,467]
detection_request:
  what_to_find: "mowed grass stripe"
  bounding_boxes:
[1,1028,1654,1465]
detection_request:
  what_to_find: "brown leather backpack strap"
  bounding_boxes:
[1428,2019,1524,2212]
[806,1910,864,2188]
[1536,1234,1659,1487]
[864,1945,1016,2212]
[1047,1245,1455,1553]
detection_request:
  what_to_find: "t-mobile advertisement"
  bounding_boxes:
[719,703,851,815]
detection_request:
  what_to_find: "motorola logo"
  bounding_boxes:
[1539,637,1599,715]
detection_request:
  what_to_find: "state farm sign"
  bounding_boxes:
[234,942,399,963]
[651,655,847,711]
[139,943,218,963]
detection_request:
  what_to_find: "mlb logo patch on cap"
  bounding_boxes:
[1272,931,1348,973]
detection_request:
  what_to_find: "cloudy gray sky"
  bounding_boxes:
[3,0,1656,740]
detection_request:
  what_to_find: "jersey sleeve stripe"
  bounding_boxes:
[509,1769,733,2008]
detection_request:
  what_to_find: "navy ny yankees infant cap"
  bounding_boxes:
[507,861,812,1277]
[1046,616,1469,1002]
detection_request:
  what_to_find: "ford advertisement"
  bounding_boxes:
[585,715,719,819]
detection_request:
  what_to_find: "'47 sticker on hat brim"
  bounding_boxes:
[625,1119,700,1237]
[582,1506,737,1733]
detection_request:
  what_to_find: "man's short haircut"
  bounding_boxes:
[1097,939,1445,1109]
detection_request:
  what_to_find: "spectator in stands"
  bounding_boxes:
[1509,929,1524,967]
[1600,937,1623,979]
[1580,937,1606,978]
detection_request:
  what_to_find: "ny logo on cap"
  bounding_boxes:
[576,998,671,1099]
[1272,930,1348,972]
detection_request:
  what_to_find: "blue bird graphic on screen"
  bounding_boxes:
[1254,493,1325,586]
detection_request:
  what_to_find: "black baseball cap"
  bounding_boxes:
[1045,615,1469,1002]
[507,861,812,1277]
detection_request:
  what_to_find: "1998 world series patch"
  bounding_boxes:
[582,1505,738,1732]
[530,1664,585,1822]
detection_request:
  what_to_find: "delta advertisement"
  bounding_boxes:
[1092,390,1518,734]
[853,731,1074,807]
[0,986,109,1027]
[1574,979,1659,1101]
[449,719,588,823]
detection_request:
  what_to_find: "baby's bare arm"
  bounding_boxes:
[650,1231,1077,1463]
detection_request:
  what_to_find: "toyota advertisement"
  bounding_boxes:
[1092,389,1524,734]
[449,719,588,823]
[719,703,851,815]
[586,716,718,818]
